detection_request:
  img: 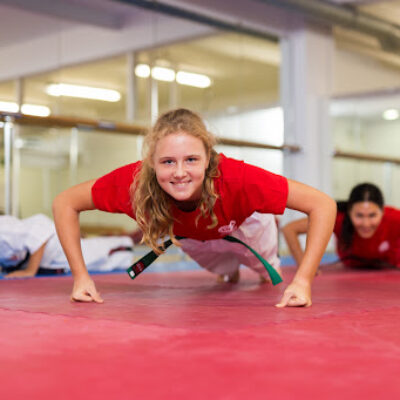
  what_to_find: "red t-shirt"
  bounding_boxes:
[92,154,288,240]
[334,206,400,267]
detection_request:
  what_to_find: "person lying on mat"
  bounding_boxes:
[53,108,336,307]
[282,183,400,270]
[0,214,136,278]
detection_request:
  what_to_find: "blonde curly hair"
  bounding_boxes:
[132,108,220,254]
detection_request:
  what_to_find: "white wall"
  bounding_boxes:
[14,128,142,229]
[332,116,400,207]
[209,107,284,174]
[334,48,400,96]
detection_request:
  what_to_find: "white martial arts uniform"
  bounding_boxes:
[0,214,134,273]
[180,213,280,279]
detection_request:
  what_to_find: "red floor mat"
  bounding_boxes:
[1,268,400,400]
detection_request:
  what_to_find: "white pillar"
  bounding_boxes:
[12,78,23,217]
[169,77,178,109]
[150,72,159,124]
[3,117,14,215]
[69,127,79,187]
[11,126,20,217]
[15,77,24,110]
[281,24,334,195]
[126,52,136,122]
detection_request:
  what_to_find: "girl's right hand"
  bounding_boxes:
[71,276,103,303]
[275,278,312,308]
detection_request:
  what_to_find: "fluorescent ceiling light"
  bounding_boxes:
[21,104,50,117]
[0,101,50,117]
[135,64,150,78]
[151,66,175,82]
[0,101,18,113]
[176,71,211,88]
[46,83,121,102]
[382,108,399,121]
[134,64,211,88]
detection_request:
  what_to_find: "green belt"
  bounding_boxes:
[127,235,282,286]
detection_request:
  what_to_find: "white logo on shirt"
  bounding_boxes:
[378,241,390,253]
[218,220,237,235]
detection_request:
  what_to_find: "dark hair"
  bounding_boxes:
[340,183,384,250]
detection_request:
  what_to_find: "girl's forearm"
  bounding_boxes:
[52,198,89,280]
[282,226,305,266]
[293,199,336,284]
[25,242,47,276]
[52,180,96,280]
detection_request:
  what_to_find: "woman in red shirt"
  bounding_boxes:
[282,183,400,269]
[53,108,336,307]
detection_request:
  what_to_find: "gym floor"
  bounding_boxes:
[1,266,399,400]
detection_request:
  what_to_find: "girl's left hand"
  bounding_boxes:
[275,279,312,308]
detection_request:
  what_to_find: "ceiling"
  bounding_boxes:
[336,0,400,26]
[0,0,400,121]
[1,0,400,52]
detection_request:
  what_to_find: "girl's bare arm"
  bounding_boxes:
[5,242,47,278]
[52,179,103,303]
[281,217,308,266]
[276,179,336,308]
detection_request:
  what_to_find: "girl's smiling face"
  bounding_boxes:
[153,131,209,205]
[349,201,383,239]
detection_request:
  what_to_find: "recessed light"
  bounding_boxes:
[382,109,399,121]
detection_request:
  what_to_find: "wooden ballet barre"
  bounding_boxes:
[334,150,400,165]
[217,137,300,152]
[80,224,129,237]
[0,111,300,152]
[0,112,147,136]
